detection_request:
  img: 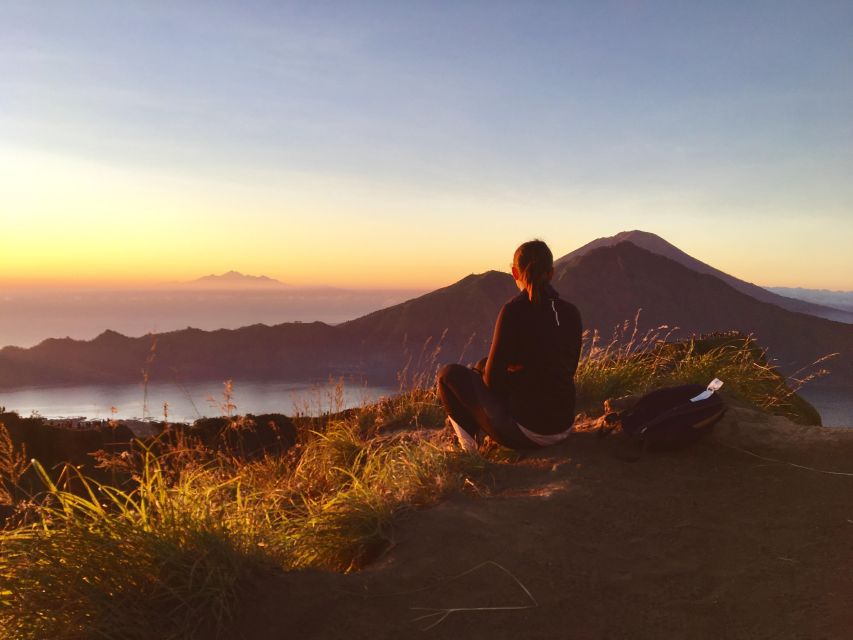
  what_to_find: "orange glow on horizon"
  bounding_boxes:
[3,149,852,292]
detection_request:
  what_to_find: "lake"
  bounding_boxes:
[1,380,848,428]
[0,380,397,423]
[797,388,853,428]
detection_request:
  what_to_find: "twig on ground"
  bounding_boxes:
[719,443,853,477]
[408,560,538,631]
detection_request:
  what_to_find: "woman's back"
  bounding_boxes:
[485,285,582,434]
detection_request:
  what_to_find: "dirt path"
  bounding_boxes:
[237,408,853,640]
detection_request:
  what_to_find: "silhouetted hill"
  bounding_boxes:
[186,271,288,288]
[338,271,517,375]
[557,231,853,324]
[0,323,347,388]
[0,243,850,391]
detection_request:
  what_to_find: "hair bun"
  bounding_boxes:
[513,239,554,304]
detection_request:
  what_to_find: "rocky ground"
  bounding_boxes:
[235,406,853,640]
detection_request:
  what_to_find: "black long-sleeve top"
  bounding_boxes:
[484,284,583,435]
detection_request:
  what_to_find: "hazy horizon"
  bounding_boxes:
[5,266,853,294]
[0,285,428,349]
[4,230,853,351]
[3,265,852,351]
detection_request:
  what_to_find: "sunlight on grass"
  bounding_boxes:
[0,385,482,640]
[575,316,829,425]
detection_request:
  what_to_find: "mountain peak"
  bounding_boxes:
[609,230,676,247]
[555,231,853,324]
[94,329,126,340]
[555,230,677,267]
[610,230,663,241]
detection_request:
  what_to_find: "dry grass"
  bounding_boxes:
[0,422,28,506]
[574,315,829,425]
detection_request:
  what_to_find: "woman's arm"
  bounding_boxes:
[484,304,515,395]
[566,303,583,377]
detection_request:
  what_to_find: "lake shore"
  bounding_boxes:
[0,380,396,424]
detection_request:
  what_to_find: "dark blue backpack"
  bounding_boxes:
[618,379,726,450]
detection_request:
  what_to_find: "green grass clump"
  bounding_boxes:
[282,417,482,571]
[0,389,482,640]
[1,454,273,640]
[575,323,828,425]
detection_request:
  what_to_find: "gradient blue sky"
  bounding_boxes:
[2,1,852,288]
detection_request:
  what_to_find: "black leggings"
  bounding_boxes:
[436,363,540,450]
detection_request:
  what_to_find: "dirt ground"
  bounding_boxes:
[236,407,853,640]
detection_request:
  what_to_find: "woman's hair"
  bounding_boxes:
[513,239,554,305]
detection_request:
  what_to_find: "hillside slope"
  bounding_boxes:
[0,323,348,388]
[338,271,517,374]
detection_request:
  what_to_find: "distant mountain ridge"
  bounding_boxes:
[1,239,850,393]
[187,271,288,288]
[557,231,853,324]
[767,287,853,313]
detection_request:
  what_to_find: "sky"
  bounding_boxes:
[1,1,852,290]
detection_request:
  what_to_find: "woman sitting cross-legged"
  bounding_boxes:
[436,239,583,451]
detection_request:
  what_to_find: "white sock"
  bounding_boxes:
[449,418,479,453]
